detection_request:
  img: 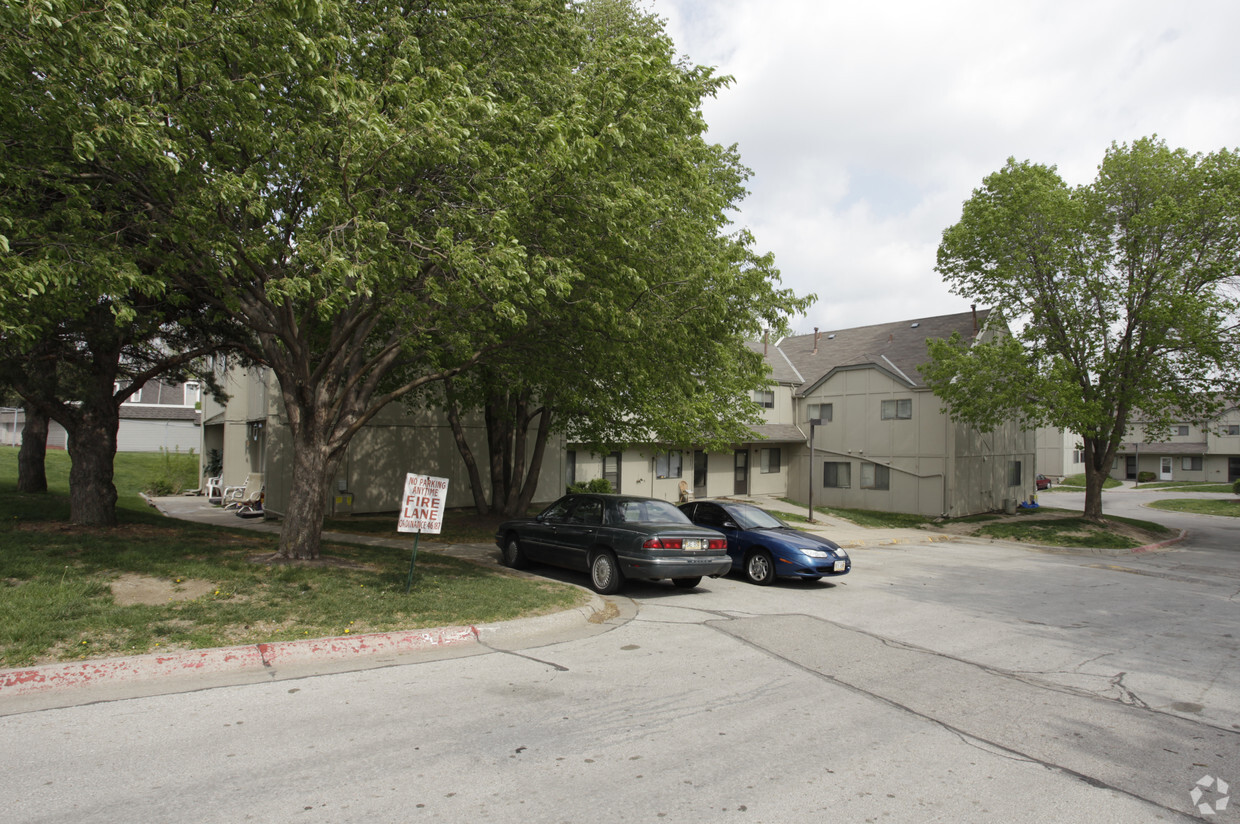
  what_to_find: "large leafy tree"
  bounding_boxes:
[1,4,234,524]
[922,138,1240,519]
[430,0,810,516]
[7,0,762,556]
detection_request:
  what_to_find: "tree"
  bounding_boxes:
[2,0,692,555]
[429,0,810,516]
[922,138,1240,520]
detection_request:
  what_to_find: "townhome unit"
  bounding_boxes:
[3,379,203,453]
[1110,408,1240,483]
[199,360,565,518]
[572,309,1038,518]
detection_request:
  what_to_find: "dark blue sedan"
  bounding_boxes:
[678,500,850,585]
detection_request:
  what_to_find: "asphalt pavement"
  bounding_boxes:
[0,484,1193,709]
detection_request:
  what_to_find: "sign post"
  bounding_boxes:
[398,473,449,593]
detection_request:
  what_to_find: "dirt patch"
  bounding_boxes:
[110,573,216,606]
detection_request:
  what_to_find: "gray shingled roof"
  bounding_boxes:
[746,339,804,385]
[777,309,991,395]
[747,424,807,442]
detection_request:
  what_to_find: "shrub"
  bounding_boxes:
[1137,471,1156,483]
[1234,478,1240,495]
[145,447,199,496]
[567,478,613,495]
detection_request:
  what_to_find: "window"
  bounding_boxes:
[1181,456,1203,471]
[880,399,912,420]
[1072,449,1084,464]
[569,498,603,525]
[183,381,200,405]
[808,403,833,423]
[753,389,774,409]
[1226,425,1240,436]
[655,451,683,479]
[1008,460,1022,486]
[1173,425,1189,436]
[566,450,576,487]
[860,462,890,490]
[823,462,851,488]
[760,448,781,474]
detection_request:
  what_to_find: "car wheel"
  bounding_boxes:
[672,576,702,589]
[744,549,776,585]
[589,550,624,595]
[502,534,528,569]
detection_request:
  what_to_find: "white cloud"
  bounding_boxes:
[655,0,1240,333]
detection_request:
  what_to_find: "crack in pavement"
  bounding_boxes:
[701,611,1234,822]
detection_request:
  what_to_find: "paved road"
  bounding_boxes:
[2,493,1237,823]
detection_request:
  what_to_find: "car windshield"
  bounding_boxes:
[727,504,787,530]
[611,499,692,524]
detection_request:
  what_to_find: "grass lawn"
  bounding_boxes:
[0,447,585,669]
[1146,498,1240,517]
[778,498,935,529]
[970,514,1173,549]
[1056,473,1124,490]
[1133,481,1238,493]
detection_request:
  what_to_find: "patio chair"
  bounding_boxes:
[235,489,265,519]
[222,473,263,510]
[205,476,223,505]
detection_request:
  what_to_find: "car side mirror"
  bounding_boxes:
[722,520,738,529]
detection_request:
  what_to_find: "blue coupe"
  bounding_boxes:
[678,500,850,585]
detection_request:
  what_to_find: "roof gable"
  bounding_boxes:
[779,309,991,395]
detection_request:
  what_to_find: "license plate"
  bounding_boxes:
[833,560,846,572]
[684,538,705,551]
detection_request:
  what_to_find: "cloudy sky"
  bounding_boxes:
[654,0,1240,334]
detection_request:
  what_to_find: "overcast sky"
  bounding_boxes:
[654,0,1240,335]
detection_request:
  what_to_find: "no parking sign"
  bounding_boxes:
[398,473,449,591]
[398,473,448,534]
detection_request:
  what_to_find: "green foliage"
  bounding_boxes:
[144,448,199,496]
[567,478,614,495]
[1235,478,1240,495]
[924,138,1240,518]
[1137,471,1156,483]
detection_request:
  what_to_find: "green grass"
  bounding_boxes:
[1146,498,1240,517]
[0,447,586,668]
[778,498,934,529]
[1133,481,1237,493]
[1058,473,1123,489]
[972,511,1173,549]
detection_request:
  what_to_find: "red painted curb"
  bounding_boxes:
[0,625,480,697]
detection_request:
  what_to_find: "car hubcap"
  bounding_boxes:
[749,555,769,581]
[593,557,611,588]
[505,541,517,562]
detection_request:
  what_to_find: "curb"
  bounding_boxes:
[0,625,481,698]
[0,592,617,700]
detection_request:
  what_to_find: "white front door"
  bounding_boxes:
[1159,456,1173,481]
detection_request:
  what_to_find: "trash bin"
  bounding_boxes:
[333,492,354,516]
[1003,498,1016,515]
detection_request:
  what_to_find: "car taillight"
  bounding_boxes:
[642,537,683,549]
[708,538,727,550]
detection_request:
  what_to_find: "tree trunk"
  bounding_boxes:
[443,379,492,514]
[64,407,119,527]
[276,422,345,560]
[17,404,49,493]
[508,407,552,517]
[1081,435,1111,522]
